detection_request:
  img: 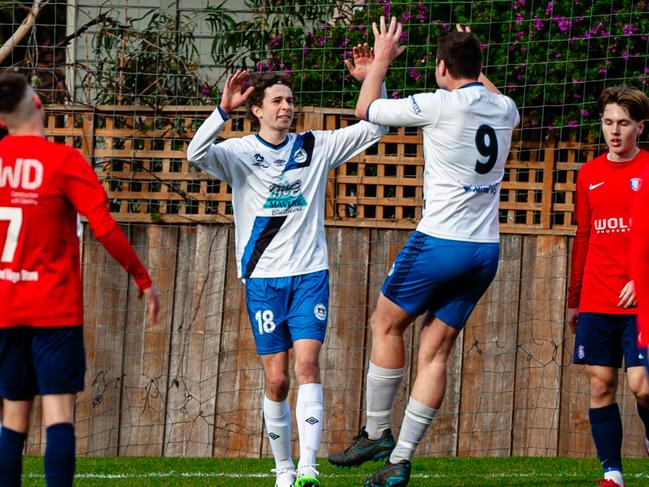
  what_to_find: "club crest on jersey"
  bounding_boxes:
[630,178,641,192]
[252,153,269,168]
[294,148,307,163]
[272,159,286,167]
[314,303,327,321]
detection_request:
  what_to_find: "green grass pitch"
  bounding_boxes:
[20,456,649,485]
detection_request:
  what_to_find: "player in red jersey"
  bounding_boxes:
[0,73,159,486]
[567,86,649,487]
[632,164,649,354]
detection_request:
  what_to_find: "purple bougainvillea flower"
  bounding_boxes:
[515,13,524,22]
[533,17,543,30]
[409,67,421,80]
[580,109,589,117]
[515,31,525,38]
[391,90,400,99]
[255,62,264,71]
[402,12,412,22]
[545,1,554,16]
[199,86,210,96]
[623,24,638,36]
[568,120,578,128]
[400,32,409,42]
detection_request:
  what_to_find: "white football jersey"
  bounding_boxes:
[368,83,519,242]
[187,108,388,278]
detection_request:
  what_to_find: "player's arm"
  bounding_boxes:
[319,43,389,168]
[186,70,253,172]
[566,168,591,333]
[60,152,159,324]
[455,24,501,95]
[355,16,406,121]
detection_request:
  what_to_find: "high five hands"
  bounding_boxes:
[371,16,407,67]
[219,69,255,114]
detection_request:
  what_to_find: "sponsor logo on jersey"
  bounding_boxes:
[294,149,307,163]
[252,153,269,168]
[268,432,280,440]
[272,159,286,167]
[409,95,422,115]
[593,217,631,233]
[630,177,641,191]
[305,416,320,425]
[577,345,585,360]
[314,303,327,321]
[0,158,43,190]
[0,268,39,283]
[589,181,605,191]
[461,180,499,194]
[263,178,308,212]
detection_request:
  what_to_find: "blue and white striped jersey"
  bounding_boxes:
[187,108,388,278]
[367,84,519,243]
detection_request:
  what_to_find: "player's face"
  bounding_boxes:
[601,103,643,161]
[256,84,294,133]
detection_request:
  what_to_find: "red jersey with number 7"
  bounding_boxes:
[568,149,649,314]
[0,135,151,328]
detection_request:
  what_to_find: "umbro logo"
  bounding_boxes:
[589,182,604,190]
[269,432,280,440]
[305,417,319,425]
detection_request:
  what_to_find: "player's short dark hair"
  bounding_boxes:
[0,73,29,114]
[598,86,649,122]
[245,73,294,128]
[436,31,482,80]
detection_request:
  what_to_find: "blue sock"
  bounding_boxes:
[637,403,649,440]
[44,423,75,487]
[589,403,623,473]
[0,426,26,487]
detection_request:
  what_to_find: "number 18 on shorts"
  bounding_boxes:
[245,270,329,355]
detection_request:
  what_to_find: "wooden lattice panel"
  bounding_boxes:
[43,105,609,235]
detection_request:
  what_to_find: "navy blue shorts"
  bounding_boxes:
[573,313,648,369]
[381,231,499,329]
[0,326,86,400]
[245,270,329,355]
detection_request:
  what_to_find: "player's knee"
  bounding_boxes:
[294,358,320,383]
[266,373,290,398]
[370,310,395,336]
[589,376,615,401]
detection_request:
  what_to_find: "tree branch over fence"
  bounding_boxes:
[0,0,49,66]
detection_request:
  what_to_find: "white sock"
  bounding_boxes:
[604,469,624,486]
[296,383,323,470]
[366,362,404,439]
[390,397,437,463]
[263,396,294,471]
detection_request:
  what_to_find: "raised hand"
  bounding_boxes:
[456,23,472,33]
[344,43,375,82]
[220,69,255,114]
[371,16,407,67]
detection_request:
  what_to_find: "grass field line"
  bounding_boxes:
[21,471,649,480]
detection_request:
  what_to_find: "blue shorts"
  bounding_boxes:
[573,313,647,369]
[245,270,329,355]
[381,232,499,329]
[0,326,86,400]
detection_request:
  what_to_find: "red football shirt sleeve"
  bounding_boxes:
[567,167,590,309]
[632,175,649,346]
[59,151,152,290]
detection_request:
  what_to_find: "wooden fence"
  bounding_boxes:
[44,104,605,233]
[25,105,645,459]
[20,226,646,459]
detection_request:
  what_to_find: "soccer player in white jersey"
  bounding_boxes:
[187,46,388,487]
[328,19,519,486]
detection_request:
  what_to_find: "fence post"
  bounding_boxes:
[541,138,557,229]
